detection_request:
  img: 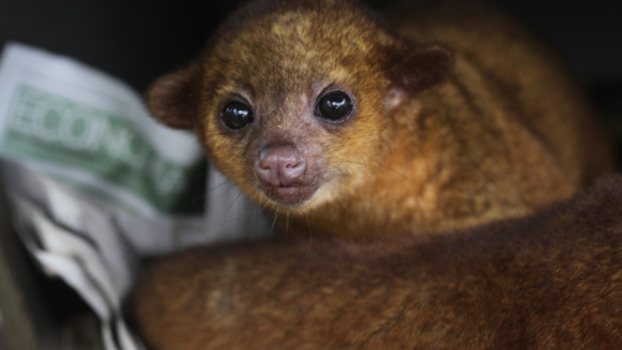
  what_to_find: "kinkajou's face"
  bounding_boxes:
[195,5,400,212]
[146,0,453,215]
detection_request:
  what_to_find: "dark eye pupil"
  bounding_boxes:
[221,102,253,130]
[317,92,353,122]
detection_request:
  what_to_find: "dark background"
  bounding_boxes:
[1,0,621,155]
[0,1,620,89]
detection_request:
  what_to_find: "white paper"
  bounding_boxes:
[0,42,271,350]
[0,42,204,217]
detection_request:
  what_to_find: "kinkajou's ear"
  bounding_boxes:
[384,43,454,110]
[146,61,202,130]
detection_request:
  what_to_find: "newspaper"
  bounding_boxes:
[0,43,270,350]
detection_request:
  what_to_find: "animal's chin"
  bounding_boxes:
[263,184,319,208]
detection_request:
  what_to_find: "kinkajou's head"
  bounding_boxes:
[147,0,453,213]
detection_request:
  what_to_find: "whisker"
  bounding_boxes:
[304,213,313,256]
[222,191,245,220]
[204,180,233,196]
[383,164,411,179]
[269,207,279,235]
[254,196,273,220]
[285,210,290,237]
[337,158,412,180]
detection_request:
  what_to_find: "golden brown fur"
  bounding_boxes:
[133,174,622,349]
[133,2,620,348]
[146,0,613,238]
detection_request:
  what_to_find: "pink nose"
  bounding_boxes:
[255,144,306,186]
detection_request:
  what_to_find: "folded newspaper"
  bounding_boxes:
[0,43,270,350]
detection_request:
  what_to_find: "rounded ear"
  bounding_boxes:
[384,43,454,110]
[146,62,202,129]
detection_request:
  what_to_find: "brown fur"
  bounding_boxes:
[133,174,622,349]
[146,0,613,238]
[134,2,619,347]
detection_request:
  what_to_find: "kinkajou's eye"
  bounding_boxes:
[220,101,254,130]
[315,91,354,122]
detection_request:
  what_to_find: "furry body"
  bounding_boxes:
[135,0,619,348]
[147,0,613,238]
[134,175,622,349]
